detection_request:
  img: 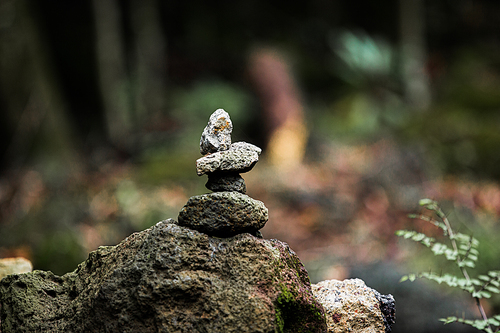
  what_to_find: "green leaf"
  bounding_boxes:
[488,317,500,326]
[395,230,406,236]
[444,249,458,261]
[411,233,426,242]
[431,243,451,256]
[469,248,480,255]
[472,290,492,298]
[470,320,488,330]
[470,278,482,286]
[488,271,499,278]
[457,260,475,268]
[452,317,493,331]
[459,244,470,251]
[400,275,409,282]
[419,198,436,207]
[485,285,500,294]
[396,230,416,239]
[440,316,458,324]
[467,254,478,262]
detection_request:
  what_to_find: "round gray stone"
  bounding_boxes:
[206,173,246,194]
[177,192,268,237]
[200,109,233,155]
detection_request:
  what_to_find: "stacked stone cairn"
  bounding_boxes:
[178,109,269,237]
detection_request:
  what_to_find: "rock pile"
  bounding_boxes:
[0,108,395,333]
[178,109,268,237]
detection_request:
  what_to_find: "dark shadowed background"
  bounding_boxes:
[1,1,500,332]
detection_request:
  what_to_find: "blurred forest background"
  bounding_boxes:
[1,0,500,331]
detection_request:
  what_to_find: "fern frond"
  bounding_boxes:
[400,199,500,332]
[408,213,447,233]
[400,272,478,293]
[421,272,476,292]
[395,230,436,247]
[440,316,499,333]
[476,271,500,296]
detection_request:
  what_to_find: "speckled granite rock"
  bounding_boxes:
[312,279,395,333]
[196,142,262,176]
[0,220,326,332]
[200,108,233,155]
[178,192,268,237]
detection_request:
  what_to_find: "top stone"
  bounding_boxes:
[200,109,233,155]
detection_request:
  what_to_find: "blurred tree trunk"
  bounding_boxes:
[92,0,132,147]
[129,0,168,126]
[399,0,431,110]
[0,0,77,168]
[248,47,308,170]
[93,0,167,149]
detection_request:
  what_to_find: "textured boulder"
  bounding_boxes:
[178,192,268,237]
[200,108,233,154]
[0,220,326,332]
[196,142,262,176]
[312,279,395,333]
[206,172,247,193]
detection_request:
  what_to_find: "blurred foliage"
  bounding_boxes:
[0,166,194,274]
[314,41,500,180]
[170,79,256,143]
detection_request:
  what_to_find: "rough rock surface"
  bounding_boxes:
[372,288,396,332]
[0,220,326,332]
[206,172,247,193]
[178,192,268,237]
[196,142,261,176]
[200,108,233,155]
[311,279,395,333]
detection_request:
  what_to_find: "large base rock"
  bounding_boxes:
[0,220,326,332]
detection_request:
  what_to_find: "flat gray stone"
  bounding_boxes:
[196,142,262,176]
[177,192,268,237]
[206,173,246,193]
[200,109,233,155]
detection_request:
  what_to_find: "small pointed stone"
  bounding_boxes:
[200,109,233,155]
